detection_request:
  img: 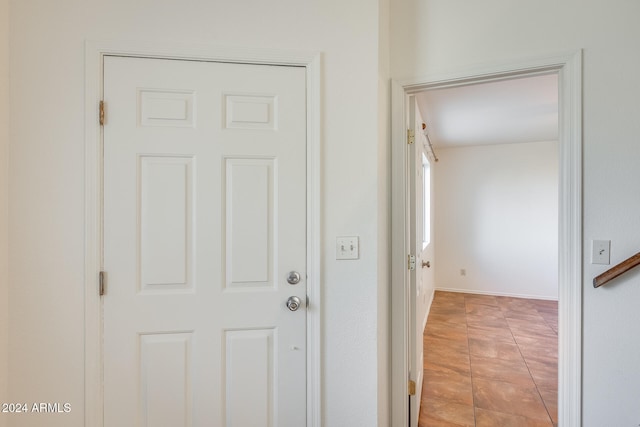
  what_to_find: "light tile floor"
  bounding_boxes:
[419,291,558,427]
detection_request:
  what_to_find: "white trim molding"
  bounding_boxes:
[84,40,322,427]
[390,50,583,427]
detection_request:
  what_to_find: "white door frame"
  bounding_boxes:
[391,50,583,426]
[84,40,322,427]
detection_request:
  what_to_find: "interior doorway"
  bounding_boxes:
[412,72,559,426]
[390,51,583,427]
[416,73,559,300]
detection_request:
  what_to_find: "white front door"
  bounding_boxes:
[103,55,307,427]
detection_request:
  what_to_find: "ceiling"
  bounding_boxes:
[415,73,558,148]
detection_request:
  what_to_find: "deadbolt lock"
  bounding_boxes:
[287,271,301,285]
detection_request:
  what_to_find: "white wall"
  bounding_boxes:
[8,1,387,426]
[434,141,558,299]
[391,1,640,424]
[0,1,8,426]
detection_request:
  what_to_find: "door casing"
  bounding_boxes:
[84,41,322,427]
[391,50,583,427]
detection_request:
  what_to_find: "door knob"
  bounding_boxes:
[287,271,301,285]
[286,296,302,311]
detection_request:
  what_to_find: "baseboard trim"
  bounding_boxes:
[423,288,435,331]
[435,287,559,301]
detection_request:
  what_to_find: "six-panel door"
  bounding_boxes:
[103,56,307,427]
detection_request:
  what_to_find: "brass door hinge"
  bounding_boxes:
[407,129,415,145]
[99,100,105,126]
[99,271,105,296]
[408,380,416,396]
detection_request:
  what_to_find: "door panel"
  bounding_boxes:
[408,98,420,427]
[140,156,194,290]
[225,158,275,288]
[409,97,435,427]
[224,328,275,425]
[139,332,193,426]
[103,56,307,427]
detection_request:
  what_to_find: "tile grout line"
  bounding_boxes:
[537,304,559,335]
[420,293,557,426]
[502,302,556,426]
[464,296,477,427]
[530,304,559,426]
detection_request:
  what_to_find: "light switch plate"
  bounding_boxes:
[591,240,611,265]
[336,236,359,260]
